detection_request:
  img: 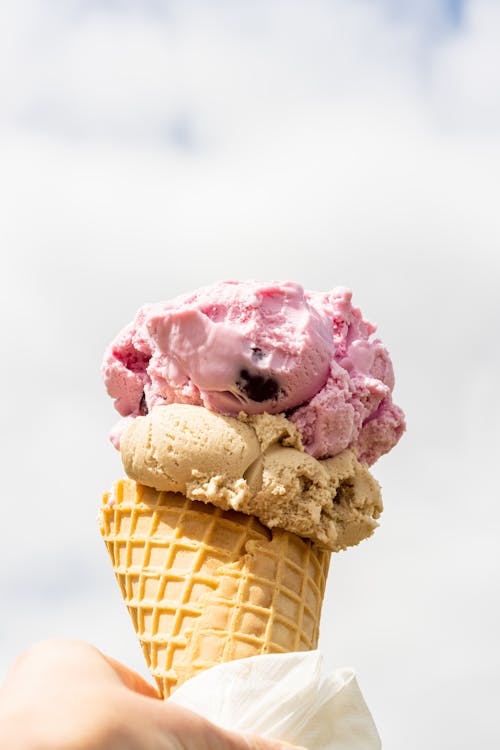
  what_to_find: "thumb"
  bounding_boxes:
[226,730,308,750]
[150,699,307,750]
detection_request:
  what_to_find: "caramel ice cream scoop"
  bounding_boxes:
[119,404,382,551]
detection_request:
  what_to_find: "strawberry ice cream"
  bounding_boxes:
[102,280,405,465]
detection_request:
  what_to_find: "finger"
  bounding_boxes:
[101,653,159,699]
[147,698,307,750]
[1,639,112,699]
[233,731,308,750]
[1,639,157,702]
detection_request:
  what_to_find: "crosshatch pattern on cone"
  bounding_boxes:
[100,480,331,697]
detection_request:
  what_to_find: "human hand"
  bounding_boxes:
[0,639,305,750]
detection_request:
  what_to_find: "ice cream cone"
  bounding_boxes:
[99,479,331,697]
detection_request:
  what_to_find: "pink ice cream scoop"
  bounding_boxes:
[102,280,405,464]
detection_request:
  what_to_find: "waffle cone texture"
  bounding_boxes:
[99,479,331,697]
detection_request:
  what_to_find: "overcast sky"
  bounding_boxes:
[1,2,499,749]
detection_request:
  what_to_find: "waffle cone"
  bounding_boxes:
[99,479,331,697]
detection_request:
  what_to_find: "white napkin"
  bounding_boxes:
[168,651,381,750]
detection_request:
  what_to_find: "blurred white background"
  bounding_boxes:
[1,1,499,748]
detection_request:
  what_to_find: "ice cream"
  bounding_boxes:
[102,281,405,464]
[99,279,405,696]
[119,404,382,550]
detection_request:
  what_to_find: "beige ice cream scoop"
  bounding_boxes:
[120,404,382,551]
[121,404,261,492]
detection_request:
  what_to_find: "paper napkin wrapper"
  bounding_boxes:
[168,650,381,750]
